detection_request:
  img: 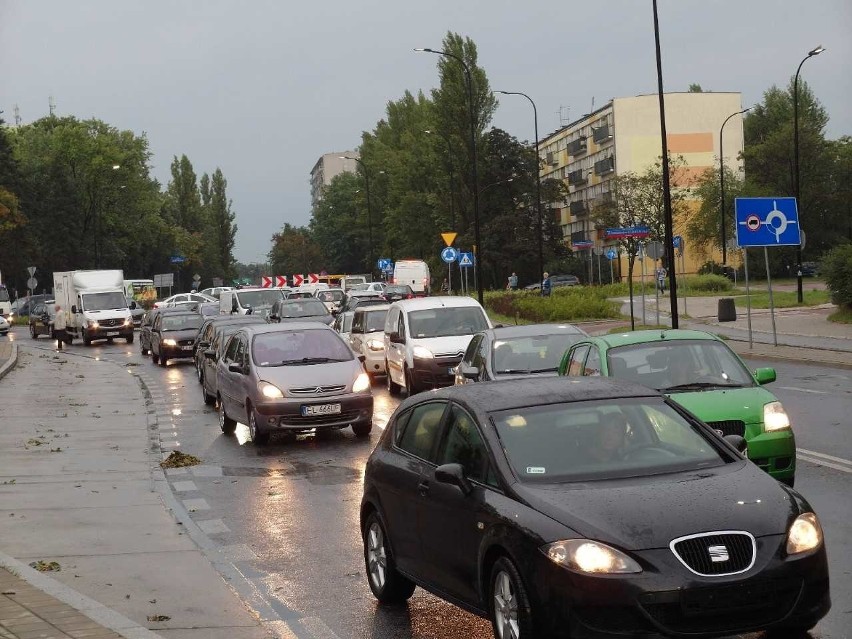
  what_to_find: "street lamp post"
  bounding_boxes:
[96,164,121,268]
[424,130,456,229]
[341,156,374,277]
[494,90,545,296]
[415,47,484,304]
[793,45,825,304]
[719,107,751,264]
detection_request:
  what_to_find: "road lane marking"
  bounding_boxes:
[778,386,829,395]
[798,448,852,466]
[798,454,852,473]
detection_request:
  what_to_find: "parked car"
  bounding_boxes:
[455,323,587,384]
[213,323,373,444]
[559,329,797,486]
[9,294,53,319]
[800,261,819,277]
[384,296,491,396]
[349,305,390,378]
[126,296,145,328]
[198,316,267,405]
[360,376,830,639]
[550,273,580,288]
[268,298,333,325]
[381,284,414,303]
[150,312,204,366]
[332,310,355,344]
[153,292,216,309]
[28,301,57,339]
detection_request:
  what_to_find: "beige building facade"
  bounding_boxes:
[310,152,359,209]
[540,92,746,277]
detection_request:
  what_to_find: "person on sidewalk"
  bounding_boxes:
[656,266,667,293]
[541,272,552,297]
[53,303,65,350]
[507,272,518,291]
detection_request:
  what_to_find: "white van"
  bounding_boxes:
[384,296,491,395]
[219,288,285,319]
[392,260,430,296]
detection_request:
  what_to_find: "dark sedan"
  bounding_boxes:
[360,377,829,639]
[151,312,205,366]
[268,298,333,326]
[140,306,198,355]
[197,317,267,405]
[381,284,414,303]
[28,301,57,339]
[455,323,587,384]
[194,315,268,379]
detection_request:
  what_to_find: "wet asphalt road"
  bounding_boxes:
[19,331,852,639]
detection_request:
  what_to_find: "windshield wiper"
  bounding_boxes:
[275,357,348,366]
[662,382,745,392]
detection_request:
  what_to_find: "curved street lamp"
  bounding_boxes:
[719,107,751,264]
[415,47,483,304]
[793,45,825,303]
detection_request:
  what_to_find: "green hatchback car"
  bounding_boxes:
[558,329,796,486]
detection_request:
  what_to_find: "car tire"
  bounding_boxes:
[126,334,134,344]
[248,409,269,446]
[83,331,92,346]
[404,365,417,396]
[489,556,535,639]
[30,325,37,339]
[151,351,159,365]
[159,354,168,367]
[362,511,415,604]
[386,361,401,396]
[200,375,215,406]
[141,344,149,356]
[218,399,237,434]
[64,334,73,345]
[352,421,373,438]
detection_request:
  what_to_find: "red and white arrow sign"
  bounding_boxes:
[275,275,287,287]
[261,276,273,288]
[292,274,304,286]
[308,273,320,285]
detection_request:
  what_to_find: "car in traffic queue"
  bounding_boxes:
[349,304,390,378]
[455,323,587,384]
[28,300,57,339]
[332,310,354,343]
[140,306,197,355]
[198,316,268,405]
[360,377,830,639]
[268,297,334,326]
[219,287,285,319]
[339,290,388,314]
[199,286,233,299]
[213,323,373,445]
[0,314,9,336]
[315,287,345,313]
[150,312,205,366]
[194,315,269,379]
[559,329,798,486]
[153,292,216,309]
[126,296,145,328]
[384,296,491,396]
[381,284,414,303]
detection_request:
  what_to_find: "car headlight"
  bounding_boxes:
[352,372,371,393]
[367,338,384,351]
[162,338,177,346]
[124,317,133,326]
[259,381,284,399]
[786,512,823,555]
[763,401,790,431]
[412,345,434,359]
[88,320,99,329]
[543,539,642,574]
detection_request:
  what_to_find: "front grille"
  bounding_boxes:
[100,318,123,328]
[435,351,464,360]
[289,385,347,396]
[280,409,361,426]
[178,339,194,346]
[671,531,755,576]
[706,419,745,437]
[641,579,801,634]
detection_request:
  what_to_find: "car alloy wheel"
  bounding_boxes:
[219,400,236,434]
[362,512,414,604]
[249,410,269,445]
[366,521,387,590]
[493,570,519,639]
[30,325,37,339]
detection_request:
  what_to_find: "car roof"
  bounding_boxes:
[356,304,390,313]
[240,322,333,336]
[204,315,263,325]
[489,323,585,339]
[392,296,483,311]
[401,377,659,413]
[591,329,719,348]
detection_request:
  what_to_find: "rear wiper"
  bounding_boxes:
[662,382,744,392]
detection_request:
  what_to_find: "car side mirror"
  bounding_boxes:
[493,324,504,329]
[435,463,472,495]
[753,367,776,385]
[203,349,216,360]
[129,301,137,310]
[71,305,78,314]
[723,434,748,454]
[389,332,404,344]
[268,314,279,322]
[462,366,480,381]
[245,306,253,315]
[228,362,245,374]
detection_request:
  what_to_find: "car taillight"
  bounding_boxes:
[407,293,413,299]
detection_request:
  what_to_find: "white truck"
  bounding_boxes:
[53,270,135,345]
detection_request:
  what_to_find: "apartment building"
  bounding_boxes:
[540,92,745,274]
[309,152,359,209]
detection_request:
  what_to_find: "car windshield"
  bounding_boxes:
[200,304,219,316]
[83,292,128,311]
[363,309,388,332]
[607,339,755,392]
[408,307,488,338]
[162,315,204,331]
[384,286,411,295]
[236,290,283,308]
[348,283,368,291]
[493,332,584,374]
[492,398,728,483]
[317,290,344,302]
[253,329,353,366]
[277,299,329,318]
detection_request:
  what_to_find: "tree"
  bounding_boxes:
[688,83,704,93]
[268,224,324,276]
[310,172,367,273]
[204,168,237,283]
[686,165,752,257]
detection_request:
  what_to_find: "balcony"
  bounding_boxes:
[594,156,615,176]
[567,137,588,156]
[570,200,588,216]
[567,169,588,186]
[546,151,558,166]
[593,124,612,144]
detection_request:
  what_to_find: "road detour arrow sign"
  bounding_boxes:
[292,274,305,286]
[308,273,320,284]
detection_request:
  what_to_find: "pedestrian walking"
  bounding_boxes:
[53,303,66,350]
[541,272,552,297]
[656,266,667,293]
[507,272,518,291]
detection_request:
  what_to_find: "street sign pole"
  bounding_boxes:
[639,245,647,326]
[744,249,753,348]
[448,261,452,295]
[680,249,688,318]
[655,260,660,326]
[764,246,778,347]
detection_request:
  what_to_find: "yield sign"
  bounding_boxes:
[261,276,273,288]
[441,232,457,247]
[292,274,305,286]
[308,273,320,285]
[275,275,287,287]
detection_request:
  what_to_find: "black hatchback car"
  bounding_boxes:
[361,377,829,639]
[28,301,57,339]
[151,312,205,366]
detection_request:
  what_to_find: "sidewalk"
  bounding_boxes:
[0,343,271,639]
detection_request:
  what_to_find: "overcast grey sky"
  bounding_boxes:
[2,0,849,263]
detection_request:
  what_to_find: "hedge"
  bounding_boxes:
[484,288,621,323]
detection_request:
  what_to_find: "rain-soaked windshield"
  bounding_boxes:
[82,292,128,311]
[236,290,284,308]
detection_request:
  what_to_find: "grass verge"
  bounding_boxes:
[827,307,852,324]
[734,290,830,309]
[484,288,621,323]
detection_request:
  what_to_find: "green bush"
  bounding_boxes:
[484,287,621,322]
[821,243,852,309]
[682,274,734,292]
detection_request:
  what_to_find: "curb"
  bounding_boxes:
[0,342,18,381]
[0,551,164,639]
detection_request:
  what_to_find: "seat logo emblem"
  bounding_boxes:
[708,545,729,562]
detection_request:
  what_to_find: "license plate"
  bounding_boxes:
[182,346,193,351]
[301,403,341,417]
[107,331,120,336]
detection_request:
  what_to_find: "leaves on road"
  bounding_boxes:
[160,451,202,469]
[147,614,171,622]
[29,560,61,572]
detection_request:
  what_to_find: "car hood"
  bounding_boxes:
[665,386,774,425]
[255,358,361,392]
[411,335,475,357]
[160,329,199,341]
[513,463,796,551]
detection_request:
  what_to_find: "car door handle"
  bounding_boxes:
[418,479,430,496]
